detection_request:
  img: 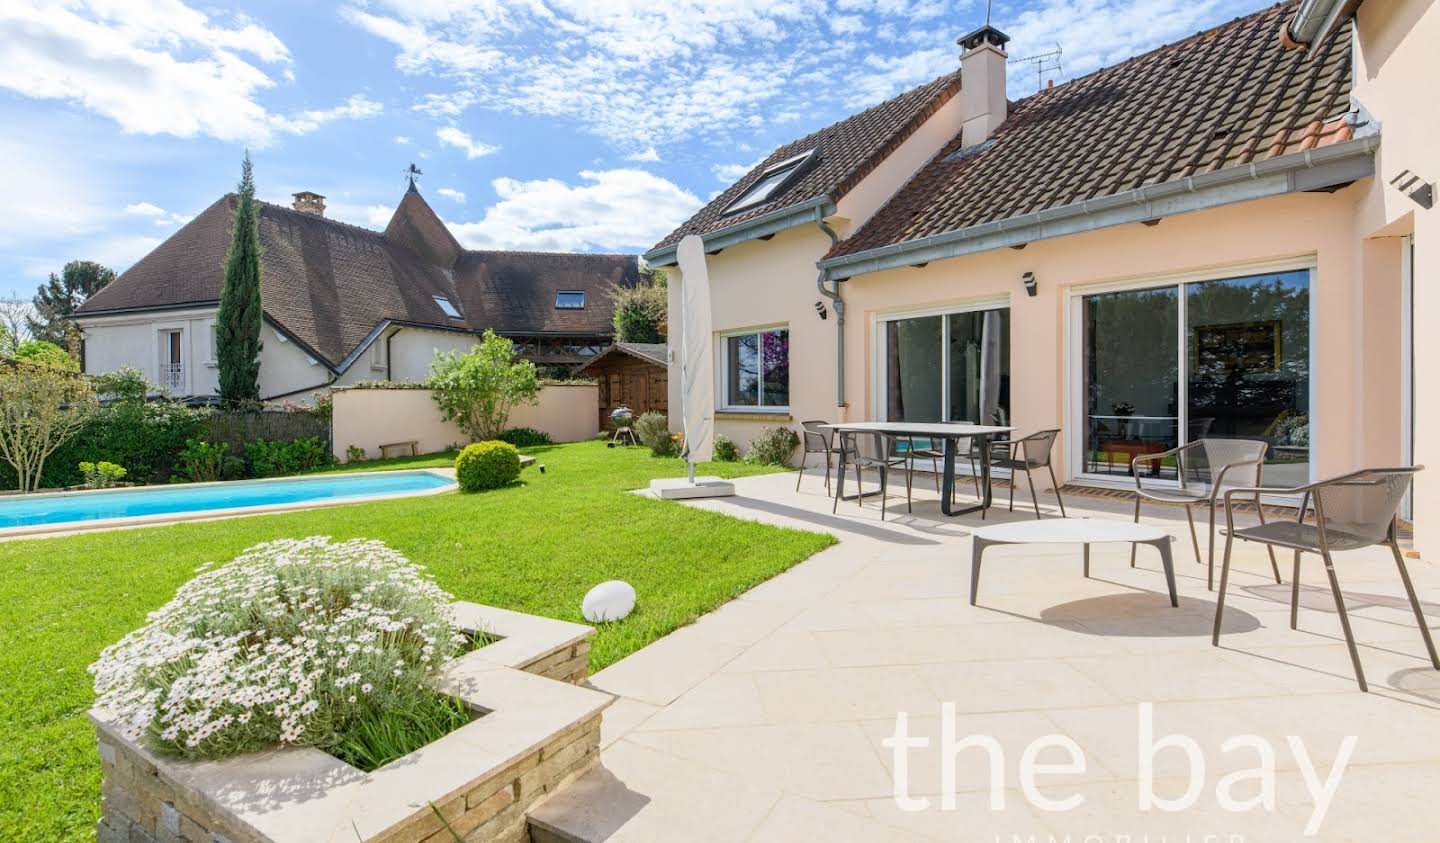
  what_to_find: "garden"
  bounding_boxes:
[0,438,831,841]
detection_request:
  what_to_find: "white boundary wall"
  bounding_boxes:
[332,384,599,460]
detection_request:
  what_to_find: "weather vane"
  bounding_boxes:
[405,163,423,190]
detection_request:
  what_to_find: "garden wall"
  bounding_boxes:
[332,384,600,461]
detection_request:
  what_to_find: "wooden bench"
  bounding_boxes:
[378,440,419,459]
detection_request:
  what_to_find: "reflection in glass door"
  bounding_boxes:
[1078,269,1311,483]
[882,306,1010,425]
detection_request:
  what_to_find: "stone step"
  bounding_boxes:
[526,764,636,843]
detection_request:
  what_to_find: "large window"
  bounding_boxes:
[1078,268,1311,483]
[724,327,789,409]
[881,305,1010,424]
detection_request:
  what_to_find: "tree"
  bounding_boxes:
[28,260,114,345]
[0,361,99,491]
[216,153,264,406]
[15,340,80,371]
[609,270,667,344]
[0,297,31,357]
[426,330,539,442]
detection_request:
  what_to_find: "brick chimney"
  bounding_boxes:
[957,24,1010,147]
[292,191,326,217]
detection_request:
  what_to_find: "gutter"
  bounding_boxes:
[813,218,847,410]
[1286,0,1357,48]
[819,135,1379,280]
[643,195,836,267]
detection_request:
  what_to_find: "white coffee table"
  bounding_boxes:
[970,518,1178,607]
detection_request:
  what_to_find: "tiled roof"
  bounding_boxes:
[647,71,962,255]
[74,194,637,370]
[829,2,1354,260]
[575,342,669,374]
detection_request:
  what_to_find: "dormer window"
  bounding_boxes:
[555,291,585,309]
[433,295,461,318]
[722,150,816,216]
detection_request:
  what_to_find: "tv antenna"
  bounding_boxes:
[1009,44,1063,92]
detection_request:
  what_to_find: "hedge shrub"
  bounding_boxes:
[455,441,522,492]
[712,434,740,462]
[634,412,678,457]
[498,427,552,448]
[0,400,211,490]
[745,425,800,467]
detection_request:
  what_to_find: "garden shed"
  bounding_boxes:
[576,342,668,430]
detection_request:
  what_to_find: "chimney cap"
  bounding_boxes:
[958,24,1010,52]
[292,190,326,200]
[291,191,327,216]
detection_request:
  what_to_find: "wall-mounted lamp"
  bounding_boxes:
[1021,272,1038,297]
[814,300,828,320]
[1391,169,1435,210]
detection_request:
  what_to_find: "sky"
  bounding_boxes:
[0,0,1263,300]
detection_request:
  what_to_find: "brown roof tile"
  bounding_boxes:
[647,71,962,255]
[75,193,637,370]
[829,2,1354,260]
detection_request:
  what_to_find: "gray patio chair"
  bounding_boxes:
[1212,466,1437,692]
[796,420,837,493]
[832,430,911,520]
[1130,438,1281,591]
[896,436,982,507]
[989,429,1066,519]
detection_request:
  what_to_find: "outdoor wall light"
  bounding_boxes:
[1022,272,1038,297]
[814,300,828,320]
[1392,169,1435,209]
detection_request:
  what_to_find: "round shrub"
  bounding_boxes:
[745,425,800,466]
[498,427,552,448]
[455,441,522,491]
[89,537,464,761]
[712,434,740,462]
[634,412,678,457]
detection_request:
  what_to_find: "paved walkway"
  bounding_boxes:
[532,472,1440,842]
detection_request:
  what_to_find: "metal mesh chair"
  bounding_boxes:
[1130,439,1280,590]
[896,435,982,507]
[831,430,910,520]
[1212,466,1436,692]
[796,420,836,493]
[989,429,1066,519]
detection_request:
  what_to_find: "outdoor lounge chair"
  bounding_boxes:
[832,429,911,520]
[989,429,1066,519]
[1130,438,1281,590]
[1211,466,1437,692]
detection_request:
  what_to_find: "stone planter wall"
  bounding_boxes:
[92,602,608,843]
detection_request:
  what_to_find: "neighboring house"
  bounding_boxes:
[648,0,1440,548]
[72,185,638,402]
[576,342,669,429]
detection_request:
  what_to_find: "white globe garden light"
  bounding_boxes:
[582,580,637,623]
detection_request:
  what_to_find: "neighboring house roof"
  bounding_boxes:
[75,192,638,371]
[576,342,669,374]
[643,71,962,263]
[828,2,1355,262]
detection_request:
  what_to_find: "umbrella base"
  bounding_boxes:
[649,476,735,499]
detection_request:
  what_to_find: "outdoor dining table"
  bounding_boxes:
[821,422,1014,517]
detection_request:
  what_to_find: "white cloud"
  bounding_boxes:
[325,202,395,230]
[270,94,383,135]
[395,135,411,144]
[436,126,499,159]
[625,147,661,163]
[0,1,377,145]
[436,188,467,203]
[447,169,702,252]
[125,202,166,217]
[712,157,764,183]
[413,90,477,117]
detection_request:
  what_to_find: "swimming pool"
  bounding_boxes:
[0,470,455,533]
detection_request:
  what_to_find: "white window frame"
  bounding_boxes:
[1063,256,1318,490]
[719,324,790,412]
[555,291,586,310]
[872,297,1010,423]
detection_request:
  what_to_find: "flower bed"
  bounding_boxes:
[90,539,608,843]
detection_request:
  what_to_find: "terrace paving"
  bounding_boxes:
[530,471,1440,842]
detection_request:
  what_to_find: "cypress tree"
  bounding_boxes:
[216,153,264,407]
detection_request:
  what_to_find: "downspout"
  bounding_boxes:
[814,217,846,413]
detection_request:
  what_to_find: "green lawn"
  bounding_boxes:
[0,441,833,842]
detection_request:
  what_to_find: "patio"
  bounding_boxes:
[533,471,1440,842]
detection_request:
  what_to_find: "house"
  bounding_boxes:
[72,183,639,402]
[647,0,1440,548]
[575,342,669,430]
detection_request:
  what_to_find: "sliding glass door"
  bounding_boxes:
[882,304,1010,425]
[1077,268,1311,483]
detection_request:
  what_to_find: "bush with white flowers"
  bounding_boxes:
[90,537,466,761]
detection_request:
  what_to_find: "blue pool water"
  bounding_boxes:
[0,471,454,529]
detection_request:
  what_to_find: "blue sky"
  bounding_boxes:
[0,0,1260,300]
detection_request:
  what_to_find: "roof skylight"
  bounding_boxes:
[433,295,461,318]
[722,150,816,216]
[555,291,585,309]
